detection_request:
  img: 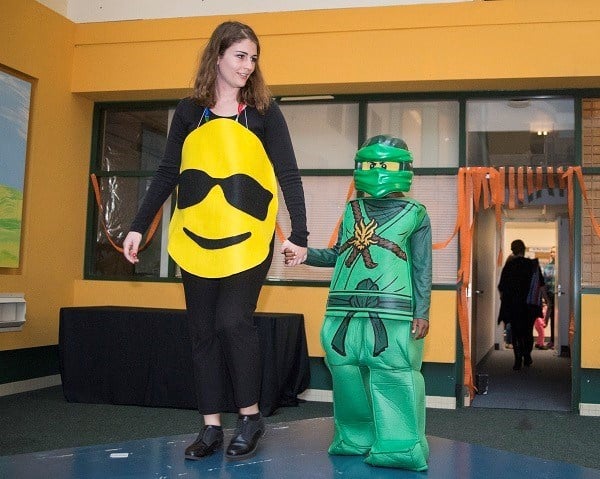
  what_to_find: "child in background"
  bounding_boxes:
[534,303,548,350]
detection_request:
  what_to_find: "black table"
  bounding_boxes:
[58,306,310,417]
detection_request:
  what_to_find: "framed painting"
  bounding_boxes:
[0,67,33,268]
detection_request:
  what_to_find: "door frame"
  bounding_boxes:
[470,203,577,411]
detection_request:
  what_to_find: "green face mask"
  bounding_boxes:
[353,143,413,198]
[354,169,413,198]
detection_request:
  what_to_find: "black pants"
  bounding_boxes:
[181,250,272,415]
[511,308,536,366]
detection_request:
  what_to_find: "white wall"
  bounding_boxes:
[503,222,556,262]
[474,209,500,364]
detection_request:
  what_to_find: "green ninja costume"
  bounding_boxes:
[305,135,432,471]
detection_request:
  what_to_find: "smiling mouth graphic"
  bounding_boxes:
[183,227,251,249]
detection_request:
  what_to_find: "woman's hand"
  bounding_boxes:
[281,239,307,267]
[123,231,142,264]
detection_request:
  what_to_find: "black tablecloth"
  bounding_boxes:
[58,306,310,417]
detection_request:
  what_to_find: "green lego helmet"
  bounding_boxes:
[354,135,413,197]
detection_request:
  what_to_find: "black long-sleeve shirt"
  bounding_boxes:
[130,97,308,247]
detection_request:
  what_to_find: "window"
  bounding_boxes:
[271,101,358,282]
[366,100,459,168]
[87,105,173,279]
[87,97,462,285]
[466,98,575,167]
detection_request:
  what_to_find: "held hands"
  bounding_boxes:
[123,231,142,264]
[412,318,429,340]
[281,240,307,267]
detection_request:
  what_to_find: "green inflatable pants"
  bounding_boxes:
[321,315,429,471]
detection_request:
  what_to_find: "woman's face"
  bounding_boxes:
[216,39,257,90]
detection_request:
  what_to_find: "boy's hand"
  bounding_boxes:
[412,318,429,340]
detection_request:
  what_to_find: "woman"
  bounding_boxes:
[123,21,308,461]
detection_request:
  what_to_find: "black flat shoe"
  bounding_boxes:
[524,356,533,367]
[225,414,265,461]
[185,425,224,460]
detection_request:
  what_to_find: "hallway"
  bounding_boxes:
[472,348,571,411]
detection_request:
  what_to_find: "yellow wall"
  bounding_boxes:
[1,0,93,350]
[70,0,600,101]
[582,294,600,369]
[1,0,599,366]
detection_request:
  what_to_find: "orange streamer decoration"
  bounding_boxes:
[275,222,287,243]
[526,167,535,197]
[547,166,555,189]
[327,180,356,247]
[536,166,543,191]
[90,173,162,254]
[507,167,516,209]
[517,166,525,203]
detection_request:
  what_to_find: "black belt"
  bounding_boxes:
[328,281,412,357]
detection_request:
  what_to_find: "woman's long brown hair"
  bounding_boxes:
[192,21,272,113]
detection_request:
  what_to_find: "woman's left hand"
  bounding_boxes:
[281,240,307,266]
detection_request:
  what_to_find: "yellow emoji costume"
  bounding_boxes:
[168,118,278,278]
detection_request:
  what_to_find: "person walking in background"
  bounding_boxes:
[498,240,548,370]
[122,21,308,461]
[497,253,515,350]
[543,246,556,349]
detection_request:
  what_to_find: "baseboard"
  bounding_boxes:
[426,395,457,409]
[298,388,333,403]
[579,403,600,416]
[0,374,62,397]
[298,388,456,410]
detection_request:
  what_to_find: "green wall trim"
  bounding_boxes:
[422,362,458,398]
[308,357,332,390]
[580,369,600,404]
[308,358,457,399]
[2,346,458,401]
[0,345,60,385]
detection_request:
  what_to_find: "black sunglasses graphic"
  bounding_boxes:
[177,169,274,221]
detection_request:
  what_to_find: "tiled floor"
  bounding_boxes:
[2,417,599,479]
